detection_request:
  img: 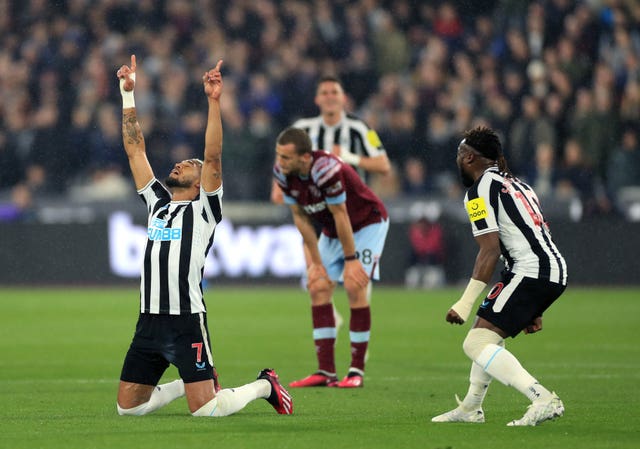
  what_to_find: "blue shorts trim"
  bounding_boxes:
[318,218,389,282]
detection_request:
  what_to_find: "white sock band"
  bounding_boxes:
[462,328,503,360]
[117,379,185,416]
[192,380,270,417]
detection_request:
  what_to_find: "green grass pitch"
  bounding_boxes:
[0,286,638,449]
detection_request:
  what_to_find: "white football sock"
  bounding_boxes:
[117,379,185,416]
[475,344,553,402]
[460,360,493,411]
[192,380,270,417]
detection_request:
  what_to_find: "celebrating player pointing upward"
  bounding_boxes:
[115,55,292,417]
[432,126,567,426]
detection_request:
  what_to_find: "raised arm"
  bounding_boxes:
[201,60,224,193]
[117,55,154,190]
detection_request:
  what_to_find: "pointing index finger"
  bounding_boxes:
[131,54,137,71]
[214,59,223,71]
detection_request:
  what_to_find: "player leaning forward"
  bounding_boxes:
[115,55,292,417]
[432,126,568,426]
[274,127,389,388]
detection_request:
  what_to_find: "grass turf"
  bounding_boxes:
[0,286,638,449]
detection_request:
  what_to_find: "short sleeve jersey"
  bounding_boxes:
[292,112,386,181]
[137,179,223,315]
[274,152,387,238]
[464,167,567,284]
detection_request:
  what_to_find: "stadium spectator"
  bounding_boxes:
[432,126,567,426]
[524,142,557,199]
[404,203,446,289]
[0,183,36,222]
[606,124,640,202]
[0,0,638,210]
[114,56,292,417]
[401,157,434,197]
[508,95,557,174]
[273,127,389,388]
[555,137,610,216]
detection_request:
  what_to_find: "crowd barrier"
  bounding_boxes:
[0,209,637,286]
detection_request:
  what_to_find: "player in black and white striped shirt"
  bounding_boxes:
[116,56,292,418]
[432,126,568,426]
[291,76,391,180]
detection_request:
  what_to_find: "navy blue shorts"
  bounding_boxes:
[476,272,566,338]
[120,313,216,385]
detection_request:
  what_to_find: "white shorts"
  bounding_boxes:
[318,218,389,282]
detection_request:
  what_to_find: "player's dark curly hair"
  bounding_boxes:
[463,126,513,177]
[277,127,313,155]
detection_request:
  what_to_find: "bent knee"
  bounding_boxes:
[463,328,503,361]
[343,277,368,297]
[308,275,334,304]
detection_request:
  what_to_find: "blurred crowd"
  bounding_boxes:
[1,0,640,221]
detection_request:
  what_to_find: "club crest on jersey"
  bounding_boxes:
[148,217,182,241]
[309,185,321,197]
[325,181,342,195]
[467,197,488,222]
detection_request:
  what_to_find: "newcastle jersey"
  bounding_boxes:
[464,167,567,284]
[293,112,386,181]
[137,178,222,315]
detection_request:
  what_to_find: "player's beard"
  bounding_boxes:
[165,175,192,189]
[458,166,475,188]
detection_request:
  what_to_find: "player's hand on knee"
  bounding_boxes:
[343,260,369,291]
[307,263,333,298]
[523,316,542,334]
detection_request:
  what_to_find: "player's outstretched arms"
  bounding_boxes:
[117,54,153,190]
[201,60,223,193]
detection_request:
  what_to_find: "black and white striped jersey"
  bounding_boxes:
[292,112,386,180]
[464,167,567,284]
[137,178,223,315]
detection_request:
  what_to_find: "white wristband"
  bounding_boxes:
[119,74,135,109]
[450,278,487,322]
[340,149,361,166]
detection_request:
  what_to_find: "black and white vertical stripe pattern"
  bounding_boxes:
[138,179,223,315]
[465,167,567,284]
[292,112,386,181]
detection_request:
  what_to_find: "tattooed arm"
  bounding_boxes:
[201,60,223,193]
[117,55,154,189]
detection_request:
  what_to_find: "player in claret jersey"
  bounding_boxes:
[273,127,389,388]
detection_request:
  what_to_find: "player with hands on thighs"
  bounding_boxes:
[274,127,389,388]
